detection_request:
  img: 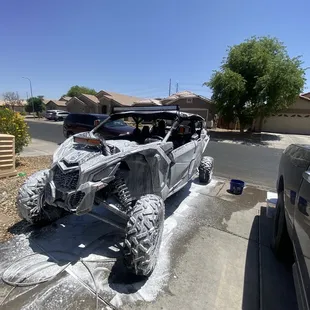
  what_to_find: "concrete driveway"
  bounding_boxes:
[0,177,297,310]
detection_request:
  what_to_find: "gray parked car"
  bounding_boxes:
[17,105,214,276]
[273,144,310,310]
[45,110,63,120]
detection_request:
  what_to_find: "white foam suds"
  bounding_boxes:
[0,179,220,309]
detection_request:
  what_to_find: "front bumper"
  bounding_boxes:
[45,178,108,215]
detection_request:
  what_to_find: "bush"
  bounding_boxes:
[19,111,27,116]
[0,108,31,154]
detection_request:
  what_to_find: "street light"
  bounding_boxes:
[22,77,34,114]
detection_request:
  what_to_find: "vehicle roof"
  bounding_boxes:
[110,110,205,121]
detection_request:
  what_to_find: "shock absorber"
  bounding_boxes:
[112,177,132,211]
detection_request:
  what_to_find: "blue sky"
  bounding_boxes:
[0,0,309,100]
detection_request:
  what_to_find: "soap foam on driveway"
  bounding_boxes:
[0,177,297,310]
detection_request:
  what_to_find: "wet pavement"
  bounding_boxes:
[0,178,297,310]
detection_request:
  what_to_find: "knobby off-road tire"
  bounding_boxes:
[199,156,214,184]
[17,169,65,225]
[124,194,165,276]
[271,191,293,263]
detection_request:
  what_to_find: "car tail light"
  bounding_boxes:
[94,119,101,127]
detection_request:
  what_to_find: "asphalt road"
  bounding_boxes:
[26,120,283,189]
[27,120,65,144]
[207,142,282,190]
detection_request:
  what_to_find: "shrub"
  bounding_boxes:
[0,108,31,154]
[19,111,27,116]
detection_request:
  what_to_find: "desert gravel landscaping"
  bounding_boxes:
[0,156,52,242]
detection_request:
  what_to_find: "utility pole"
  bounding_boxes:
[176,83,179,93]
[168,78,171,96]
[22,77,34,113]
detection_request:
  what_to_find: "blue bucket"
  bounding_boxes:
[230,179,245,195]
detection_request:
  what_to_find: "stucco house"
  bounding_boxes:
[97,91,145,114]
[256,92,310,134]
[132,91,214,126]
[66,89,214,126]
[160,91,215,124]
[66,91,145,114]
[45,100,68,111]
[43,96,71,111]
[66,94,99,113]
[0,100,27,113]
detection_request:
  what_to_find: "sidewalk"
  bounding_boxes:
[21,139,59,157]
[209,129,310,149]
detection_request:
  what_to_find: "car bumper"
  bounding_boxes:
[45,179,107,215]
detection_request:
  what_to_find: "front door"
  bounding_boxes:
[168,141,197,190]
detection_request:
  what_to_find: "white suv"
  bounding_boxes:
[52,111,69,121]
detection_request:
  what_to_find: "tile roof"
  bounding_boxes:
[133,98,162,106]
[80,94,100,103]
[164,91,197,100]
[161,90,212,104]
[96,90,145,106]
[300,92,310,101]
[46,100,67,107]
[59,96,72,101]
[66,96,87,106]
[0,100,27,106]
[43,99,55,104]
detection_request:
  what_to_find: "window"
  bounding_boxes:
[79,115,94,125]
[186,98,193,104]
[104,120,127,128]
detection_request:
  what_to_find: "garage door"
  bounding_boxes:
[262,113,310,134]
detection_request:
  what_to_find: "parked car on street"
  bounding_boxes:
[45,110,64,120]
[17,105,214,276]
[51,111,70,121]
[63,113,134,138]
[273,144,310,310]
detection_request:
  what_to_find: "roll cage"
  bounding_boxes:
[92,105,206,144]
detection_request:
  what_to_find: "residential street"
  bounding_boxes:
[25,119,282,189]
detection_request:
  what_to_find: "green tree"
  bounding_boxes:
[25,97,45,116]
[205,36,306,132]
[66,85,97,97]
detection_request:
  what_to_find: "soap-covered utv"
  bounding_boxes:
[17,105,214,276]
